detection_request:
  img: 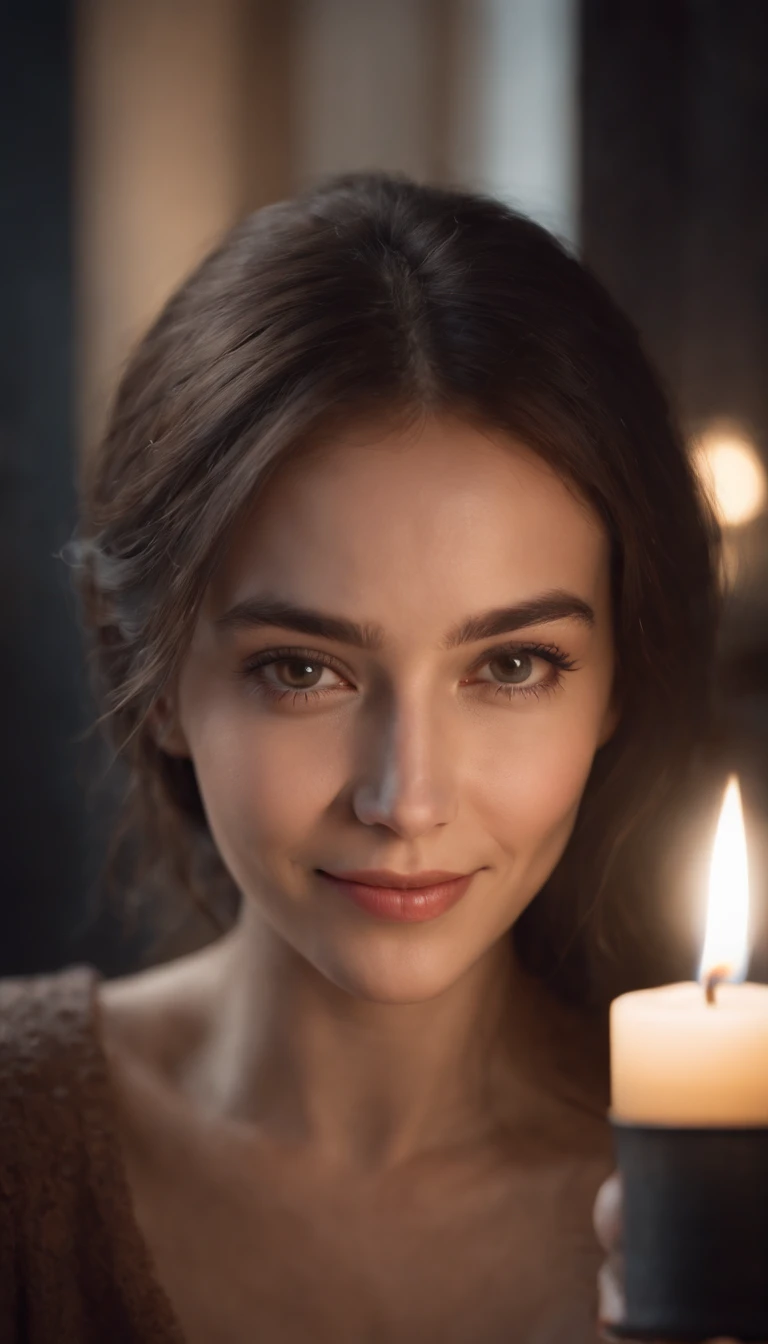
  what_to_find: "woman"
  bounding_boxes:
[1,172,731,1342]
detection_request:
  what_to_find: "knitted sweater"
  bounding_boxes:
[0,965,186,1342]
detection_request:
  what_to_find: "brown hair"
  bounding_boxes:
[71,171,720,1006]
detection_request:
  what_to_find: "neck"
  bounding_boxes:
[171,904,608,1174]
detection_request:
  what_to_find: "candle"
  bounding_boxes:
[610,775,768,1126]
[608,776,768,1341]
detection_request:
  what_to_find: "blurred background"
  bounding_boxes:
[2,0,767,980]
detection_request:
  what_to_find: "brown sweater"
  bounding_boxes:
[0,965,186,1343]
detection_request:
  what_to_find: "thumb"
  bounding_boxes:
[593,1170,623,1252]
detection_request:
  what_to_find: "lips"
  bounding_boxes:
[321,869,469,890]
[316,869,477,922]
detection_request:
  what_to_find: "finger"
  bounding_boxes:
[597,1254,625,1330]
[593,1170,623,1252]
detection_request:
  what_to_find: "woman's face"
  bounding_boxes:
[166,414,617,1002]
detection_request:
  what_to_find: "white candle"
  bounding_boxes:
[611,980,768,1125]
[610,776,768,1127]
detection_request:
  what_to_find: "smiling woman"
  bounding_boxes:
[0,173,720,1343]
[147,414,620,1017]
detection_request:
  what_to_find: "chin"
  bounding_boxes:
[315,936,481,1006]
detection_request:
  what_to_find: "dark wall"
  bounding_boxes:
[0,2,139,977]
[581,0,768,976]
[581,0,768,435]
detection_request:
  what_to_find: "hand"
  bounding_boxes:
[593,1170,754,1344]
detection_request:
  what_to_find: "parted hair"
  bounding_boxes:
[70,171,721,1007]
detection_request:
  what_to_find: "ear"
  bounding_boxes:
[147,693,190,758]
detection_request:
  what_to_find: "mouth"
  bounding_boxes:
[315,870,478,923]
[320,868,472,889]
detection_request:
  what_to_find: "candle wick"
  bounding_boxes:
[704,965,729,1005]
[705,975,718,1005]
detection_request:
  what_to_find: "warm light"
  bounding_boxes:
[692,428,766,526]
[699,775,749,984]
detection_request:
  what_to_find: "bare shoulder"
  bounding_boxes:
[93,940,237,1203]
[96,938,227,1088]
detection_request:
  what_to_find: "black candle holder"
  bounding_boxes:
[609,1119,768,1341]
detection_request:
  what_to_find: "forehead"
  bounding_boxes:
[207,415,609,623]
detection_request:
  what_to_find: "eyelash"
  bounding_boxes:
[237,642,578,708]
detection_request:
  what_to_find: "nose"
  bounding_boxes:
[351,691,457,837]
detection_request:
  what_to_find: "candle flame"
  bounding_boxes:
[698,775,749,985]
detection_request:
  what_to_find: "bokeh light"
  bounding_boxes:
[692,426,767,527]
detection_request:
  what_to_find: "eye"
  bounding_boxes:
[467,643,576,701]
[255,654,338,693]
[481,650,538,684]
[239,649,346,704]
[238,641,578,708]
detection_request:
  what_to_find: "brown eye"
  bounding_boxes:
[271,658,326,690]
[239,646,351,706]
[488,652,534,684]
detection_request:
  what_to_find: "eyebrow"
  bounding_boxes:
[214,588,595,651]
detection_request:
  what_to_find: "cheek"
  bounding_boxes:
[187,704,339,868]
[475,703,604,858]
